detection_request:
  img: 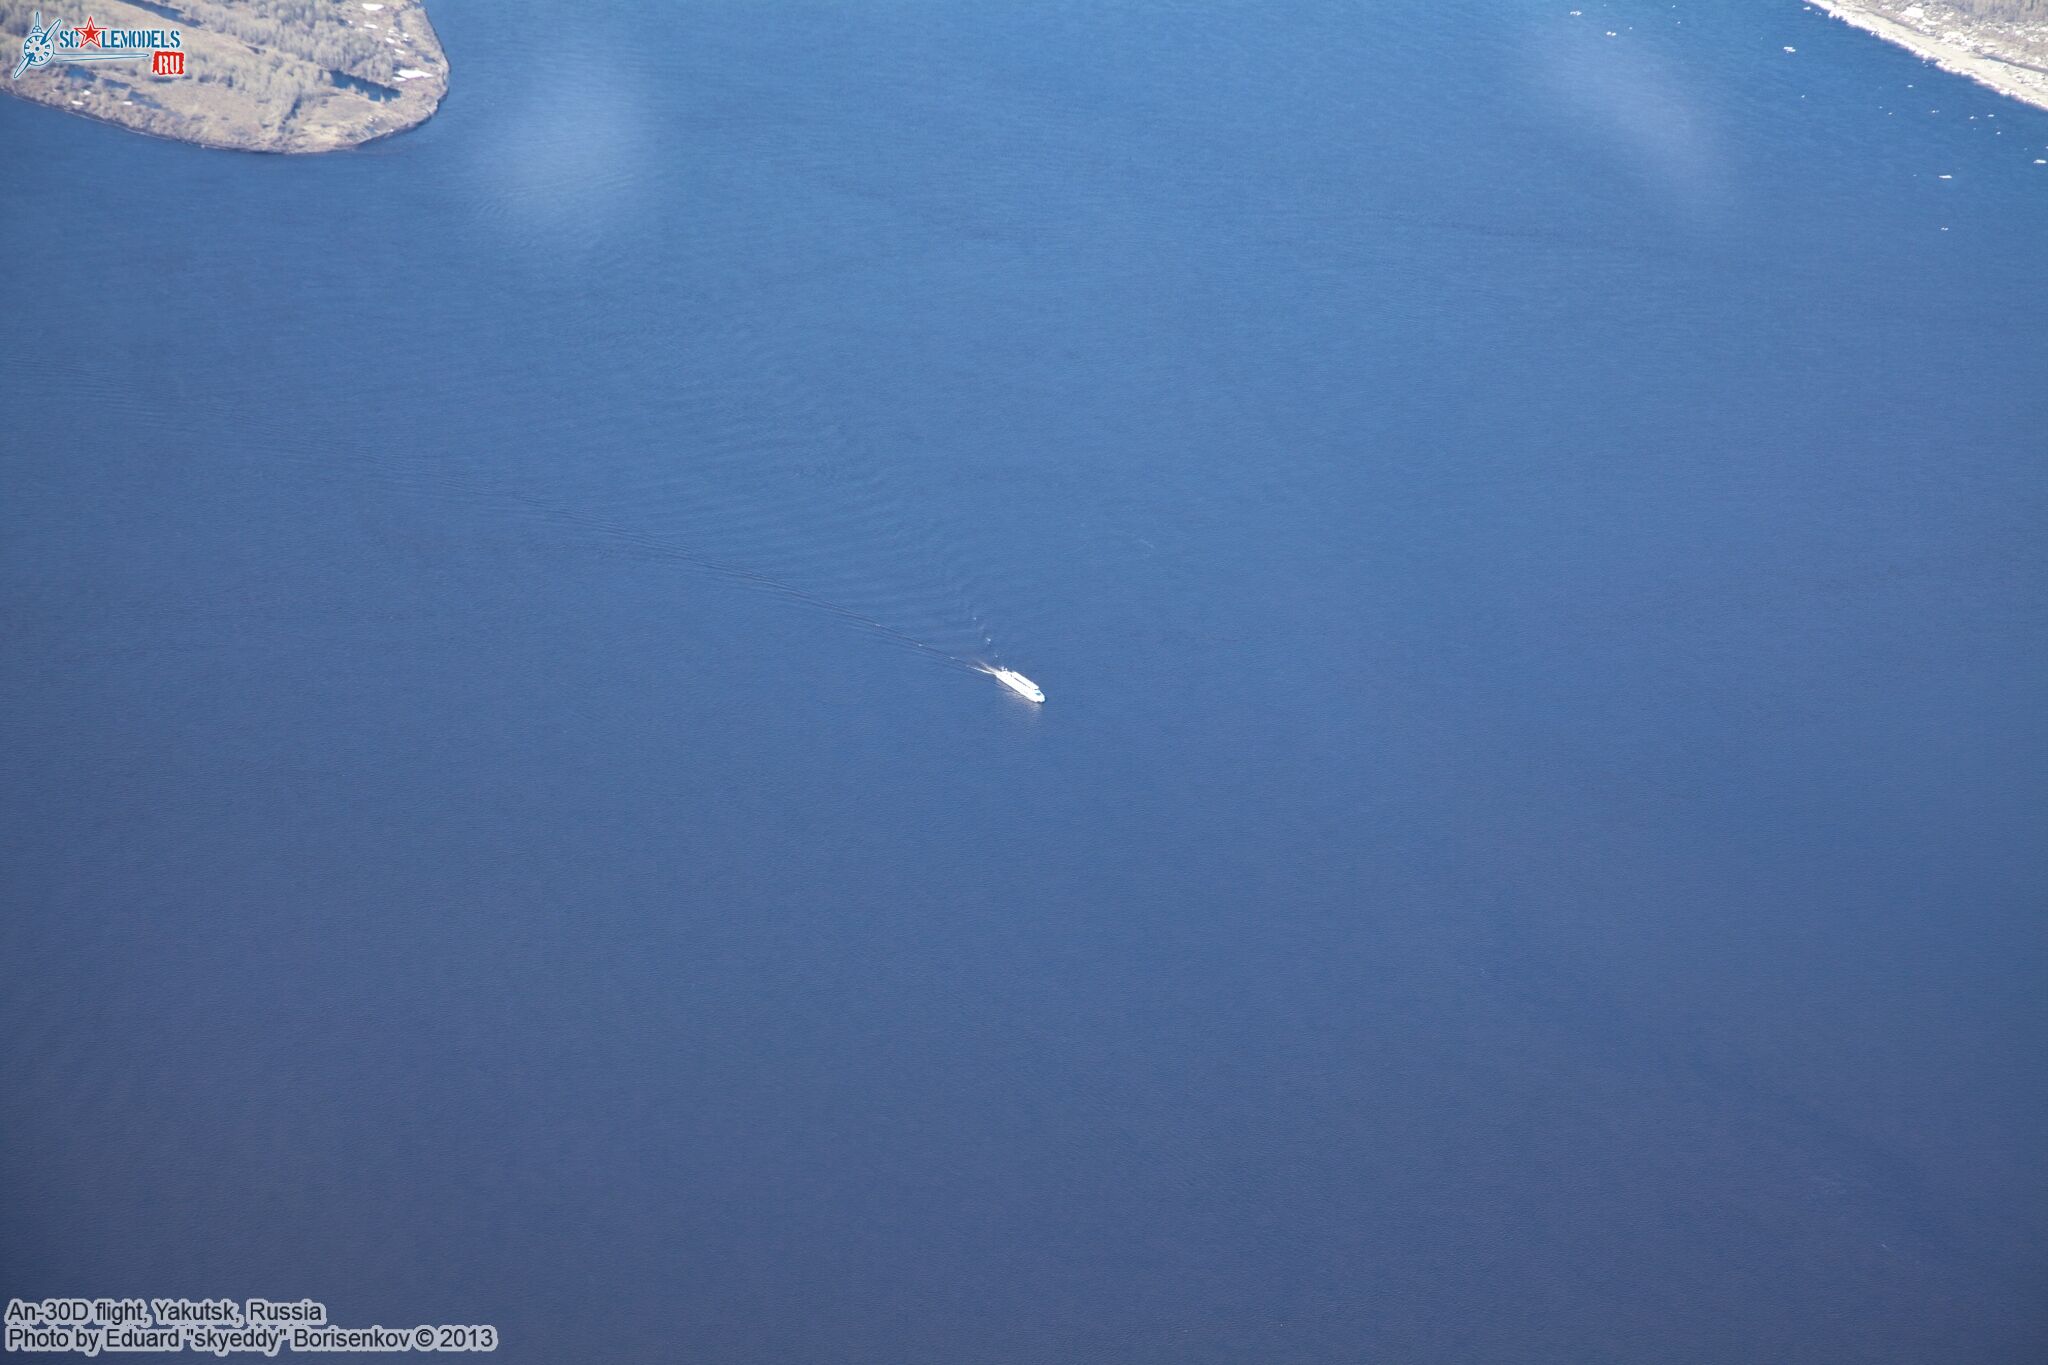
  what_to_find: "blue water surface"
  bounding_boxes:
[4,2,2045,1360]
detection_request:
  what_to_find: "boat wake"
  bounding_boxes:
[309,311,1041,700]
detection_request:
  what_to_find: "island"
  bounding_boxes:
[0,0,445,152]
[1806,1,2048,111]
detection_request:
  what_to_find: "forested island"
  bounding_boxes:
[1808,0,2048,110]
[0,0,445,152]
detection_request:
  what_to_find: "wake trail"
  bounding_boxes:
[384,455,987,675]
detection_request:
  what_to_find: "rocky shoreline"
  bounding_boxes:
[1,1,446,153]
[1805,1,2048,112]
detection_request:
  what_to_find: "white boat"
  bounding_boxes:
[980,665,1045,704]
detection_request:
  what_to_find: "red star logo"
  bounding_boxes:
[77,17,102,47]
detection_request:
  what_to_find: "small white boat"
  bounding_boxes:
[980,665,1045,704]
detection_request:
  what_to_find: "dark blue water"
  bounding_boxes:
[5,2,2046,1359]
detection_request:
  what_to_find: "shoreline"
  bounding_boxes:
[1,1,446,153]
[1804,1,2048,113]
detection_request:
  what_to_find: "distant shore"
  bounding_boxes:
[1,1,446,153]
[1805,1,2048,112]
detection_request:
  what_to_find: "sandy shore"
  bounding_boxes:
[1805,2,2048,112]
[1,1,446,153]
